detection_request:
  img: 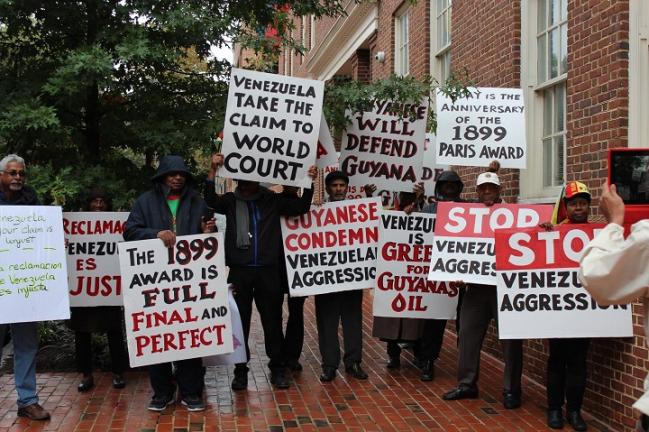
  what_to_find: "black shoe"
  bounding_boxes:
[420,360,434,381]
[271,369,290,389]
[387,356,401,369]
[547,409,564,429]
[567,411,587,431]
[148,394,174,412]
[287,359,303,372]
[181,395,205,412]
[503,392,522,409]
[442,386,479,400]
[231,370,248,391]
[77,375,94,392]
[345,363,368,380]
[320,367,336,382]
[112,374,126,389]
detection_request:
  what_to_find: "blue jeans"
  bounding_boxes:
[0,322,39,407]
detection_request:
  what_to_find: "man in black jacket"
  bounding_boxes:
[0,154,50,421]
[124,155,214,412]
[206,154,316,390]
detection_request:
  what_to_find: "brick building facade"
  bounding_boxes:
[234,1,649,430]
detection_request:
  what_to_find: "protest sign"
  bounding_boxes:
[421,133,450,198]
[0,206,69,324]
[202,288,246,366]
[219,68,324,188]
[373,210,458,319]
[118,233,232,367]
[428,202,553,285]
[281,197,381,297]
[495,225,633,338]
[436,87,526,168]
[64,212,128,307]
[340,100,427,192]
[316,114,338,169]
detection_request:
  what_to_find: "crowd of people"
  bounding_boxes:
[1,151,648,432]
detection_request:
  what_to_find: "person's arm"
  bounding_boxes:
[204,153,230,214]
[278,166,317,215]
[579,220,649,304]
[123,197,162,241]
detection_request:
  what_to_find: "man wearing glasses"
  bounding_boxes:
[0,154,50,421]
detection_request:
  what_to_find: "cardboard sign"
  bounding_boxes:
[118,233,232,367]
[422,133,450,198]
[339,100,428,192]
[281,197,381,297]
[428,202,553,285]
[495,225,633,339]
[0,206,69,324]
[324,162,397,207]
[219,68,324,188]
[373,210,458,319]
[64,212,128,307]
[316,114,338,169]
[436,87,526,168]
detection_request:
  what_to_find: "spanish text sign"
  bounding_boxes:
[428,202,553,285]
[219,68,324,188]
[495,225,633,339]
[0,206,69,324]
[436,87,526,168]
[64,212,128,307]
[340,100,427,192]
[118,233,232,367]
[373,210,458,319]
[281,197,381,297]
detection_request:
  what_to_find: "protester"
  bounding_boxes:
[579,182,649,432]
[124,155,214,412]
[69,187,128,392]
[442,168,524,410]
[316,171,368,382]
[0,154,50,421]
[205,154,316,390]
[540,181,592,431]
[277,185,307,372]
[368,184,432,380]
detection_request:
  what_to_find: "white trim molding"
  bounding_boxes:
[629,0,649,149]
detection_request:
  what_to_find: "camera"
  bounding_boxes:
[374,51,385,62]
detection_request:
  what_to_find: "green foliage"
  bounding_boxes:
[323,69,474,137]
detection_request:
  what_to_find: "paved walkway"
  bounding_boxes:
[0,294,607,432]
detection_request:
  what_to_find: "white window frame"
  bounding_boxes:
[629,0,649,148]
[431,0,452,83]
[519,0,568,202]
[394,5,410,76]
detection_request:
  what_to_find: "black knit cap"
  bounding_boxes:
[325,170,349,186]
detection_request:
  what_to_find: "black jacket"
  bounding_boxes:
[0,185,40,206]
[205,182,313,267]
[124,157,209,241]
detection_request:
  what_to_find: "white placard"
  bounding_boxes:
[436,87,526,168]
[281,197,381,297]
[219,68,324,187]
[421,133,450,197]
[202,288,246,366]
[0,206,69,324]
[316,114,338,169]
[119,233,232,367]
[340,100,428,192]
[495,225,633,339]
[64,212,128,307]
[373,210,458,319]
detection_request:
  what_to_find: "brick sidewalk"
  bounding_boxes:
[0,294,608,432]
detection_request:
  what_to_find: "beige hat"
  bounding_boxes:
[476,171,501,186]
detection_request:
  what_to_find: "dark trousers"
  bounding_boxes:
[282,295,306,362]
[148,357,203,399]
[229,266,284,371]
[415,319,448,361]
[75,330,127,375]
[457,286,523,394]
[315,290,363,369]
[547,338,590,411]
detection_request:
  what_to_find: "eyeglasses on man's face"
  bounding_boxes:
[2,170,27,178]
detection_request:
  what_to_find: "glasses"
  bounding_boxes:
[3,170,27,178]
